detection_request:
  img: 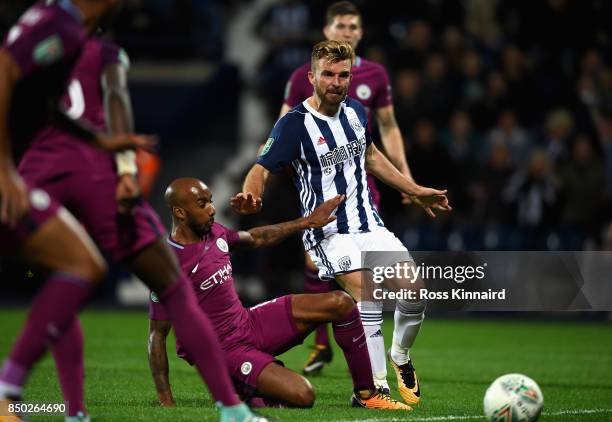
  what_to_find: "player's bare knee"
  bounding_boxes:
[89,258,107,285]
[293,378,315,408]
[73,255,106,285]
[329,290,355,318]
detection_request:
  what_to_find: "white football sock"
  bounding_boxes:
[391,299,425,365]
[0,380,22,399]
[358,301,387,390]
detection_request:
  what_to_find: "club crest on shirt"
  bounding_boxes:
[338,256,352,272]
[216,238,229,253]
[241,361,253,375]
[29,189,50,211]
[150,291,159,303]
[349,118,363,133]
[356,84,371,100]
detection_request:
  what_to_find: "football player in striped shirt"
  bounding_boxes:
[281,0,421,396]
[233,40,451,408]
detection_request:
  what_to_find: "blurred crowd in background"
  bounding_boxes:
[2,0,612,300]
[249,0,612,252]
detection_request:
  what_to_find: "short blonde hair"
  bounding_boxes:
[311,40,355,71]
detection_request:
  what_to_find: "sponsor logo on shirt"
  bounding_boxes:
[199,263,232,290]
[318,136,366,170]
[261,137,275,156]
[150,291,159,303]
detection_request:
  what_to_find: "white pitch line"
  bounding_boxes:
[332,408,612,422]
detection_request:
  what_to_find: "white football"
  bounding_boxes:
[483,373,544,421]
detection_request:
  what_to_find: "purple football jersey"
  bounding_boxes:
[284,56,392,124]
[1,1,86,146]
[18,36,165,262]
[62,37,125,131]
[150,224,250,347]
[26,37,125,175]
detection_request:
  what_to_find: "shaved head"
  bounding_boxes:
[164,178,209,209]
[165,178,215,240]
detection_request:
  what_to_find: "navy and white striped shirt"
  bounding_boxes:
[257,97,384,250]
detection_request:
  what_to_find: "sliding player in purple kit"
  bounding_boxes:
[279,2,426,400]
[234,40,451,408]
[148,178,410,410]
[0,1,150,420]
[1,1,267,421]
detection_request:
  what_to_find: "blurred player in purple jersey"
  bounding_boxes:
[1,2,267,422]
[278,1,428,387]
[0,1,153,421]
[234,40,451,408]
[148,178,410,410]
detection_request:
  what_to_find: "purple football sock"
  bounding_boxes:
[1,273,93,393]
[303,269,331,347]
[332,306,375,392]
[52,318,86,416]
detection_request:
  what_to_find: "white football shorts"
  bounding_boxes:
[307,227,413,281]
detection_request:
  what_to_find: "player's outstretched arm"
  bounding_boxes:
[375,105,413,180]
[235,194,345,249]
[375,105,417,204]
[230,164,269,214]
[0,49,28,226]
[148,319,176,407]
[365,143,452,218]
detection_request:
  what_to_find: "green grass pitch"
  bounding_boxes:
[1,309,611,421]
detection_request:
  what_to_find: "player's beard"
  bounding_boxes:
[187,215,213,239]
[316,83,347,107]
